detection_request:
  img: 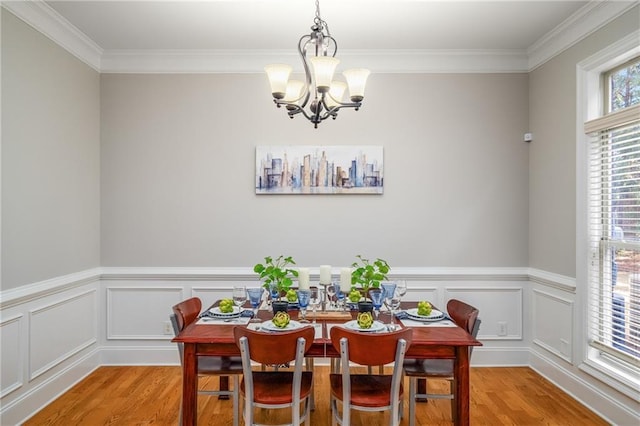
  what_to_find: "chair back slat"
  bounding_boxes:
[447,299,479,335]
[172,297,202,332]
[330,327,413,366]
[233,326,315,365]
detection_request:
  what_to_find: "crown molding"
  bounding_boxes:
[3,0,636,74]
[2,0,102,71]
[527,0,639,71]
[100,48,529,74]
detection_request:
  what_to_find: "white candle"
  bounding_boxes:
[298,268,310,290]
[319,265,331,284]
[340,268,352,292]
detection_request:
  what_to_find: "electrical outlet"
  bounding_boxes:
[497,321,508,336]
[163,321,173,335]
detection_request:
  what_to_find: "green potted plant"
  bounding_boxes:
[253,255,298,314]
[350,255,390,303]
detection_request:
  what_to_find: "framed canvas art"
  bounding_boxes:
[256,146,383,195]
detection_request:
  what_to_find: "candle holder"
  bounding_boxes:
[319,282,332,311]
[340,290,350,312]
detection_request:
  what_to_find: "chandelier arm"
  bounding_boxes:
[297,35,313,108]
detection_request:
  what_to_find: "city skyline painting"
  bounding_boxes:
[256,146,384,195]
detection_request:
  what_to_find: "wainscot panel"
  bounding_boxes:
[0,314,24,398]
[532,289,573,362]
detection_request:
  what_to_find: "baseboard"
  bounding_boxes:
[100,346,180,366]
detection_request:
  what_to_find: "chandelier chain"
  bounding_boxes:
[314,0,330,37]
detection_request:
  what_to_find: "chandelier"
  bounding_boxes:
[264,0,370,129]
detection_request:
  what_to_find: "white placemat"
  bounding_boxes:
[326,323,391,334]
[248,322,322,338]
[197,316,252,325]
[399,318,457,327]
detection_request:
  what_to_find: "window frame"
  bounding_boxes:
[576,30,640,401]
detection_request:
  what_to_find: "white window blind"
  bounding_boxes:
[585,104,640,368]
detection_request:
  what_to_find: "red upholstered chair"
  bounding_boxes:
[403,299,481,425]
[233,326,315,426]
[171,297,243,426]
[329,326,413,426]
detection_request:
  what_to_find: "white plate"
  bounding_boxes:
[405,308,445,322]
[343,320,386,332]
[209,306,241,318]
[261,319,304,332]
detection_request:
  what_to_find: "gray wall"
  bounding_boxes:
[100,73,529,268]
[1,11,101,290]
[528,5,640,277]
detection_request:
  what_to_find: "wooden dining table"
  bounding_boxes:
[172,301,481,426]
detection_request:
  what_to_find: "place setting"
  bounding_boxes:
[395,301,458,327]
[197,286,254,325]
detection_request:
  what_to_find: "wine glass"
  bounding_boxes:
[232,286,247,311]
[386,289,402,330]
[246,287,263,323]
[396,280,407,299]
[369,288,384,320]
[325,283,337,310]
[309,287,320,323]
[336,288,347,311]
[297,290,311,323]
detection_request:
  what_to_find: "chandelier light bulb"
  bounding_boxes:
[310,56,340,93]
[325,81,347,109]
[283,80,304,105]
[264,64,292,99]
[343,68,370,102]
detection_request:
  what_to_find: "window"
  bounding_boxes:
[605,57,640,113]
[584,56,640,384]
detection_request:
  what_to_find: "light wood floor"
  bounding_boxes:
[23,365,607,426]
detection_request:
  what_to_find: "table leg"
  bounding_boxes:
[416,378,427,402]
[454,346,470,426]
[182,343,198,426]
[219,376,229,400]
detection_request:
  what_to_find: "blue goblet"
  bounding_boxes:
[297,290,311,323]
[369,288,384,320]
[381,282,397,316]
[247,287,263,323]
[268,283,279,307]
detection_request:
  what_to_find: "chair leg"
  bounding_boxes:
[232,376,239,426]
[304,396,312,426]
[306,358,315,411]
[409,377,417,426]
[244,395,253,426]
[450,379,456,424]
[331,358,341,373]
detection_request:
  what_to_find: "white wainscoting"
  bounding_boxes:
[0,270,101,426]
[2,266,637,425]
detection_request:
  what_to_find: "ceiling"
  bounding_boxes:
[44,0,588,51]
[5,1,637,72]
